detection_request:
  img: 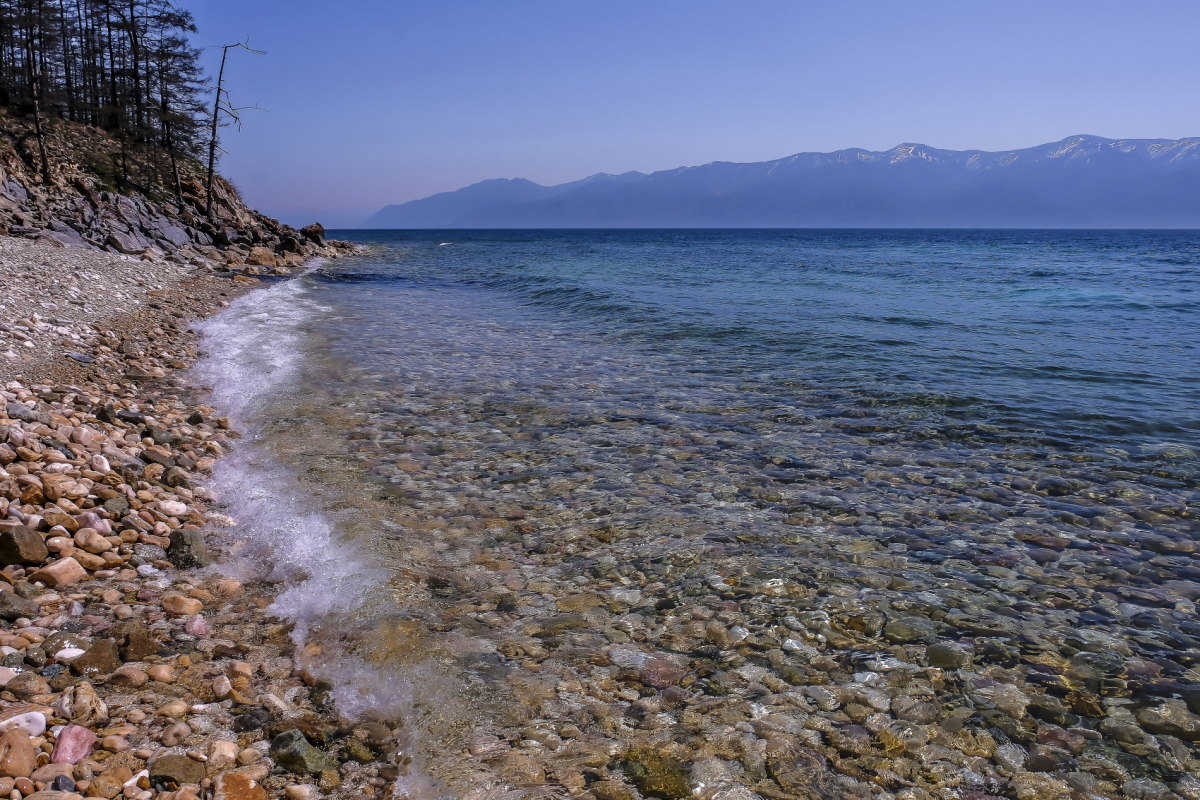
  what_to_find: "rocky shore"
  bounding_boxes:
[0,239,396,800]
[1,114,336,270]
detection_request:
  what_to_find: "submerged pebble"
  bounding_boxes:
[193,235,1200,799]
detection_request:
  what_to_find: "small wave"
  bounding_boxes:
[309,269,402,285]
[854,313,958,330]
[192,274,441,796]
[478,274,652,321]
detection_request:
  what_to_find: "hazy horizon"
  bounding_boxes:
[188,0,1200,227]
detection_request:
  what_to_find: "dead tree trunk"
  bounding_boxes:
[205,40,263,218]
[204,43,229,218]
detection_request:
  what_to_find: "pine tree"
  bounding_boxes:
[0,0,210,170]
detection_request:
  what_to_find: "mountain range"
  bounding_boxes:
[366,135,1200,228]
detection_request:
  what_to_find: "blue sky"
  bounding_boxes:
[188,0,1200,227]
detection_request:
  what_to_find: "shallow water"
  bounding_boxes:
[198,230,1200,800]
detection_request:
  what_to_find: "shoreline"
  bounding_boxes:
[0,240,396,800]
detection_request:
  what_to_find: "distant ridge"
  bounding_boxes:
[367,136,1200,229]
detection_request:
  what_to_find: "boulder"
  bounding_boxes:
[5,402,48,424]
[883,615,939,643]
[70,638,120,677]
[0,711,47,737]
[40,229,85,248]
[117,621,161,660]
[30,763,73,784]
[927,641,970,669]
[162,595,202,615]
[5,672,49,699]
[245,246,279,267]
[0,592,40,621]
[299,222,325,244]
[157,224,192,247]
[53,682,108,726]
[105,231,146,254]
[214,772,267,800]
[87,764,133,799]
[0,525,47,565]
[168,528,211,568]
[1135,701,1200,741]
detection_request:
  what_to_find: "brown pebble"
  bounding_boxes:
[161,594,202,615]
[147,664,175,683]
[157,699,188,718]
[100,734,130,752]
[0,728,37,778]
[28,556,88,587]
[110,665,148,688]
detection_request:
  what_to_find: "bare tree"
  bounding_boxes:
[204,39,261,218]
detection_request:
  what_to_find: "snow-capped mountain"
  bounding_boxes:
[366,136,1200,228]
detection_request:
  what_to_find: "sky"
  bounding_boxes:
[187,0,1200,228]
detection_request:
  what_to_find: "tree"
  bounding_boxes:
[204,39,261,217]
[0,0,212,179]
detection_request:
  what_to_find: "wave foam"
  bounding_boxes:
[192,274,442,798]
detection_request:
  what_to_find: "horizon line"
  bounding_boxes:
[328,226,1200,232]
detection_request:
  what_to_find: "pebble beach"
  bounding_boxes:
[0,239,394,800]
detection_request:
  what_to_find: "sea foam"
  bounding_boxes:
[192,272,443,798]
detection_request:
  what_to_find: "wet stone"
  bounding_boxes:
[70,638,120,676]
[269,730,338,774]
[153,241,1200,799]
[0,729,37,778]
[168,528,212,567]
[1134,701,1200,741]
[117,622,161,660]
[0,591,40,621]
[884,615,939,643]
[232,706,272,733]
[150,753,206,786]
[926,640,970,669]
[617,746,691,800]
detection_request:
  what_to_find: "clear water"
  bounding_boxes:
[197,230,1200,800]
[324,229,1200,450]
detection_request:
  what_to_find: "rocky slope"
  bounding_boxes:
[0,112,350,268]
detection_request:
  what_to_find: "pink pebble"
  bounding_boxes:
[184,615,209,636]
[51,724,96,764]
[78,512,112,534]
